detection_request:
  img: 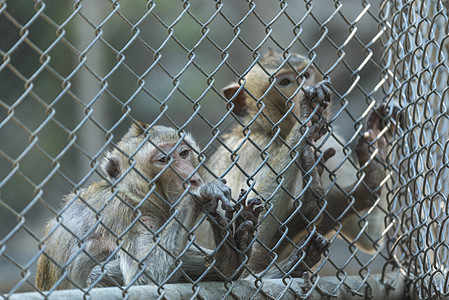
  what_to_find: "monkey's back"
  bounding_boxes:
[36,184,119,290]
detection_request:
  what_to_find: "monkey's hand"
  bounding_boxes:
[194,179,233,212]
[299,117,336,220]
[89,258,124,287]
[288,231,330,277]
[355,104,402,198]
[302,80,332,121]
[208,189,262,280]
[353,104,404,212]
[233,190,263,258]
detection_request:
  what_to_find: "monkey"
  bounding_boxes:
[86,97,336,286]
[197,50,396,275]
[36,122,258,290]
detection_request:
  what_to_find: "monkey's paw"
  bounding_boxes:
[303,80,332,116]
[198,179,233,212]
[209,189,263,250]
[355,104,402,188]
[301,117,336,175]
[208,189,262,280]
[290,232,330,277]
[234,190,263,250]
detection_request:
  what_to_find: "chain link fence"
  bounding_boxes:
[0,0,448,299]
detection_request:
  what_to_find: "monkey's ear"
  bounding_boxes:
[135,120,149,130]
[128,121,149,137]
[266,48,276,57]
[222,83,247,117]
[103,155,121,180]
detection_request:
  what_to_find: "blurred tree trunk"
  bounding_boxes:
[73,0,108,182]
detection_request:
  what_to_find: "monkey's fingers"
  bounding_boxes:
[303,86,317,100]
[220,197,234,213]
[217,212,231,228]
[209,195,232,223]
[233,189,247,215]
[308,117,328,144]
[366,104,386,131]
[234,220,253,250]
[393,105,406,132]
[322,147,336,163]
[225,206,235,221]
[241,197,263,224]
[321,81,332,104]
[237,189,248,203]
[209,204,230,229]
[240,210,259,226]
[312,232,330,251]
[316,147,336,176]
[304,80,332,110]
[290,232,330,277]
[197,180,232,207]
[213,180,234,212]
[300,233,330,267]
[375,104,404,134]
[253,206,264,218]
[246,197,262,211]
[355,127,388,170]
[209,197,219,215]
[313,84,331,108]
[355,130,375,166]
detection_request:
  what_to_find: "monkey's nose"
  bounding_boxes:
[189,173,203,187]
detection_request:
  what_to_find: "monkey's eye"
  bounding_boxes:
[179,149,189,158]
[155,153,168,164]
[278,78,292,86]
[276,73,296,87]
[303,71,310,79]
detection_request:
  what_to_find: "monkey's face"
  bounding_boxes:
[267,64,322,118]
[222,52,324,124]
[148,141,203,200]
[103,124,202,205]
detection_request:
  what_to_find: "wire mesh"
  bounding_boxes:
[379,1,449,299]
[0,0,448,299]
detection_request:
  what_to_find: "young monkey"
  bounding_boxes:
[36,123,257,290]
[199,50,395,275]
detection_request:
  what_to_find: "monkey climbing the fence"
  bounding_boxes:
[199,50,399,276]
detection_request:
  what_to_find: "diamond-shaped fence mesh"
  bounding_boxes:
[0,0,448,299]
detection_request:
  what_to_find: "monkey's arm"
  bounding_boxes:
[259,116,334,278]
[209,191,262,280]
[89,185,257,285]
[246,80,332,273]
[285,105,390,242]
[36,189,116,290]
[122,180,232,286]
[89,244,249,285]
[262,231,329,279]
[89,247,231,285]
[316,105,391,236]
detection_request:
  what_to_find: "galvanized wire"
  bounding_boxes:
[0,0,447,299]
[379,1,449,299]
